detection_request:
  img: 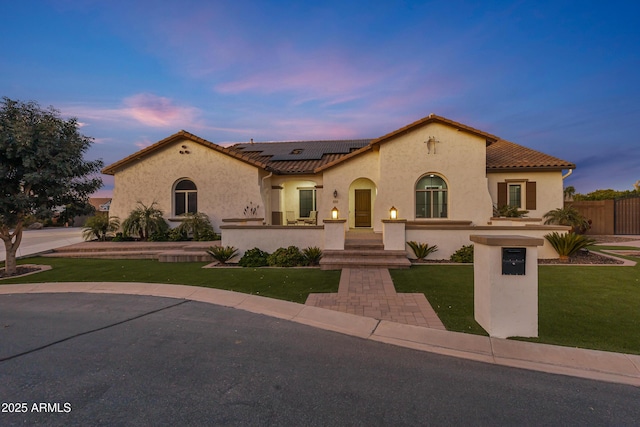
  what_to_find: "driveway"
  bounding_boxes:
[1,293,639,426]
[0,228,85,262]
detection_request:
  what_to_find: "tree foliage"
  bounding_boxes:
[574,188,639,201]
[0,97,103,274]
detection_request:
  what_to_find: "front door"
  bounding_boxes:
[354,189,372,227]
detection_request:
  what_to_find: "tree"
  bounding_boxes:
[563,186,576,201]
[0,97,103,275]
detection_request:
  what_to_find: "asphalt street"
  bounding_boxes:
[1,293,639,426]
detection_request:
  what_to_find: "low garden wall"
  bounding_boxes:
[220,225,324,257]
[405,223,570,260]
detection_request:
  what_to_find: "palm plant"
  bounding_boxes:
[406,241,439,261]
[122,201,168,240]
[207,245,238,264]
[544,232,595,262]
[302,246,323,266]
[82,215,120,241]
[543,206,590,233]
[175,212,217,241]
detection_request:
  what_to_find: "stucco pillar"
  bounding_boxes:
[470,234,544,339]
[323,219,346,250]
[382,219,406,250]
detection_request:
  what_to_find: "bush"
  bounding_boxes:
[175,212,218,241]
[543,207,591,234]
[207,246,238,264]
[267,246,306,267]
[302,246,323,266]
[450,244,474,263]
[82,215,120,241]
[406,241,438,260]
[122,201,168,241]
[493,204,528,218]
[239,248,270,267]
[111,232,135,242]
[544,232,595,261]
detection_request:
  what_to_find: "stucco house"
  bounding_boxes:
[102,114,574,262]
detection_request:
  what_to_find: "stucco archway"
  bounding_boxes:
[348,178,377,228]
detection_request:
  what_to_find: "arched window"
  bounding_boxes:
[174,179,197,216]
[416,174,448,218]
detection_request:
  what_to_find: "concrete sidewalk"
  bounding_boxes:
[1,280,639,387]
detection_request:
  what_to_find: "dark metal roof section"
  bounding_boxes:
[230,139,371,161]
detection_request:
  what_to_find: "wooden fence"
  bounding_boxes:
[615,196,640,235]
[568,197,640,235]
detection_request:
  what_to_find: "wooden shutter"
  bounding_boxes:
[526,181,537,210]
[497,182,507,207]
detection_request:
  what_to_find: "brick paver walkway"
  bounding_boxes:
[305,268,445,329]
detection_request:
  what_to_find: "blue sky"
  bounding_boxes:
[2,0,639,197]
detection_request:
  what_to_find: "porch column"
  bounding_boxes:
[323,219,346,250]
[382,219,406,250]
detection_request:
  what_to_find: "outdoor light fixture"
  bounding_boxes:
[333,189,338,198]
[390,206,398,219]
[331,207,339,219]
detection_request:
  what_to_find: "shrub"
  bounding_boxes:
[406,241,438,260]
[302,246,323,266]
[111,232,135,242]
[267,246,306,267]
[544,232,595,261]
[543,207,591,234]
[175,212,218,241]
[82,215,120,241]
[450,244,474,263]
[207,245,238,264]
[493,204,529,218]
[239,248,270,267]
[122,201,168,240]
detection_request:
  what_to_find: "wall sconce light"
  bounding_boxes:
[390,206,398,220]
[331,207,339,219]
[333,189,338,198]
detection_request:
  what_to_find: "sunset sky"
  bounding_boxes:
[2,0,639,196]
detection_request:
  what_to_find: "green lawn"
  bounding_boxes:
[2,247,639,355]
[0,257,340,304]
[392,246,640,355]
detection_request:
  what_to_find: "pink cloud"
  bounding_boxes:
[215,48,386,104]
[123,93,199,128]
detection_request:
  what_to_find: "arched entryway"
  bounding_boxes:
[349,178,377,228]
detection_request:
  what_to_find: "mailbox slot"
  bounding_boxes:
[502,248,526,275]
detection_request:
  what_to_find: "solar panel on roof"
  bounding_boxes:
[232,139,371,161]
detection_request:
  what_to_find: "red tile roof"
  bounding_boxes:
[486,139,575,171]
[102,115,575,176]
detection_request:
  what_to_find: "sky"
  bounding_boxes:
[2,0,639,197]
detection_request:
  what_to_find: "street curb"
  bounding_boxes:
[1,282,639,387]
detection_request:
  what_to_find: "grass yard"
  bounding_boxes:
[392,246,640,355]
[0,257,340,304]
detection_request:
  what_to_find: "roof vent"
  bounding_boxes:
[290,149,303,155]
